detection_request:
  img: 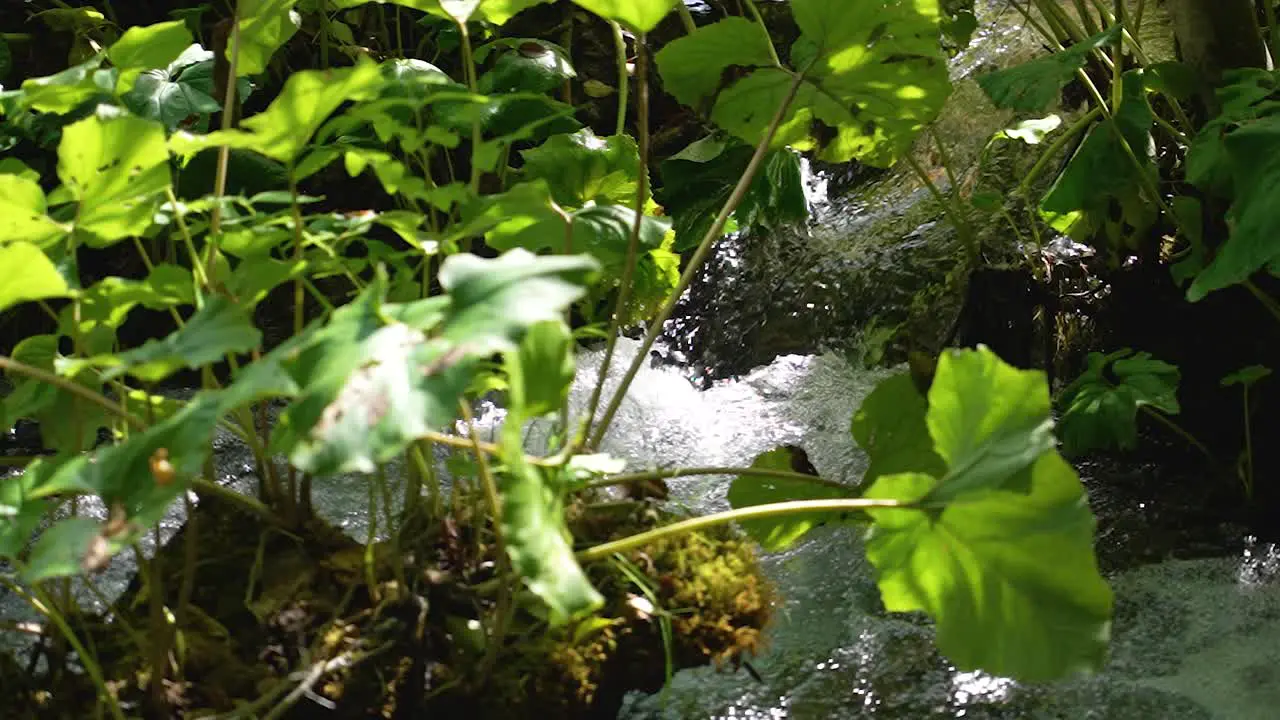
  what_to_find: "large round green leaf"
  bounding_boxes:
[863,453,1113,682]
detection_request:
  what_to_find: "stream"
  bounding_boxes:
[5,3,1277,717]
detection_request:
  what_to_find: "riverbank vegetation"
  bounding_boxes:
[0,0,1277,717]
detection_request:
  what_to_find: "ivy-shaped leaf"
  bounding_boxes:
[863,454,1111,682]
[1057,349,1181,456]
[520,129,642,208]
[860,346,1112,682]
[477,39,576,96]
[123,44,249,131]
[439,248,600,353]
[655,17,777,108]
[1040,72,1153,222]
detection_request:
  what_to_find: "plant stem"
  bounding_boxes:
[461,402,511,682]
[588,71,807,448]
[675,3,697,34]
[583,34,651,444]
[610,21,629,136]
[1139,404,1214,462]
[1019,109,1102,196]
[576,498,902,562]
[1244,280,1280,325]
[905,152,972,250]
[743,0,782,67]
[191,478,278,524]
[207,5,244,289]
[457,19,483,193]
[587,465,851,492]
[0,356,144,430]
[1,577,126,720]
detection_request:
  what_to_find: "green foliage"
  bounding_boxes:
[659,137,806,249]
[123,44,251,131]
[1057,349,1181,456]
[569,0,678,32]
[59,112,172,245]
[0,243,73,314]
[1187,116,1280,299]
[859,347,1112,682]
[520,129,643,208]
[727,447,856,551]
[656,0,951,166]
[235,0,302,76]
[850,372,946,485]
[0,2,1119,700]
[172,58,386,164]
[1041,73,1152,215]
[977,26,1119,111]
[1222,364,1272,388]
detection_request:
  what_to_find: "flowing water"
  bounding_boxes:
[4,3,1268,715]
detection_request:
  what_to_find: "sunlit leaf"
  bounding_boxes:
[655,17,777,108]
[520,129,642,208]
[924,346,1056,502]
[569,0,678,32]
[658,0,950,166]
[171,58,385,164]
[107,20,194,73]
[58,112,172,245]
[235,0,302,76]
[19,57,117,114]
[859,346,1112,682]
[863,454,1112,682]
[850,372,946,485]
[439,248,599,354]
[59,265,195,353]
[0,242,73,313]
[727,446,855,551]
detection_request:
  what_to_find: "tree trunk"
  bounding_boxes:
[1167,0,1266,107]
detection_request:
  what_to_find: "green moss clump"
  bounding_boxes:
[478,520,774,719]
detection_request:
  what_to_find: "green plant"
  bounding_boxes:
[1222,364,1272,498]
[1056,348,1206,458]
[724,347,1113,681]
[0,0,1115,715]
